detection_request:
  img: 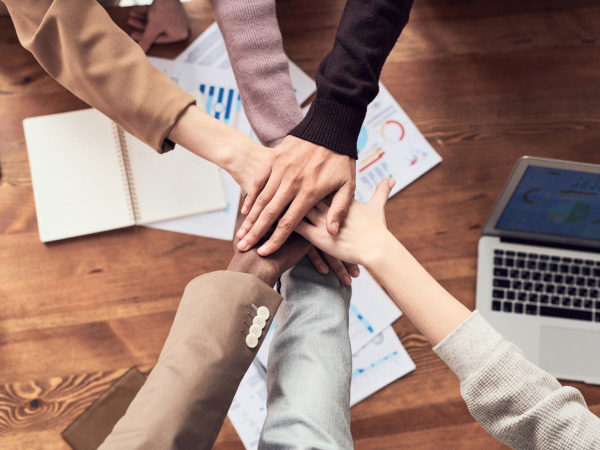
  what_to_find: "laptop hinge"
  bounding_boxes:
[500,236,598,255]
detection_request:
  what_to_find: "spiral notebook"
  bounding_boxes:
[24,109,226,242]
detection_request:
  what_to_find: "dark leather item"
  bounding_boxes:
[62,367,145,450]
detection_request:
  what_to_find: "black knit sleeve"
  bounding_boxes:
[289,0,414,158]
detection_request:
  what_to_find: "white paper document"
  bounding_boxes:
[145,23,317,241]
[227,362,269,449]
[145,59,250,240]
[354,84,442,202]
[348,268,403,353]
[230,331,413,449]
[350,325,415,405]
[230,268,413,449]
[255,267,402,369]
[176,22,316,106]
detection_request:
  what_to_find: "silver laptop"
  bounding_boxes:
[476,156,600,384]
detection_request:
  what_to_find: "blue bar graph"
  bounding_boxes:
[199,83,242,125]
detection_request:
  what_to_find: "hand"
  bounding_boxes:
[306,247,359,286]
[236,136,356,256]
[295,178,396,269]
[228,214,311,287]
[128,0,190,53]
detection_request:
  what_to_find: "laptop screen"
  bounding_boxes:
[496,166,600,241]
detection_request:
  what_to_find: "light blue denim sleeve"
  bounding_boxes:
[259,256,353,449]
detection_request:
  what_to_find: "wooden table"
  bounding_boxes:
[1,0,599,448]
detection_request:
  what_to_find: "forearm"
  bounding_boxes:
[366,235,471,346]
[100,271,282,449]
[168,105,264,177]
[211,0,303,148]
[289,0,414,158]
[367,237,600,448]
[434,312,600,449]
[6,0,194,153]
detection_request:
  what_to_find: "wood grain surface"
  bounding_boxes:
[1,0,599,448]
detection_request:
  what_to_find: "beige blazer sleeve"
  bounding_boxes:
[4,0,195,153]
[99,271,283,450]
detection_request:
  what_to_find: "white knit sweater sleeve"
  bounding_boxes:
[433,311,600,449]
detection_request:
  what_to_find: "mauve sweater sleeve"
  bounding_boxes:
[289,0,414,159]
[434,311,600,449]
[5,0,195,153]
[211,0,304,148]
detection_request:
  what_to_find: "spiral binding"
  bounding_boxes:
[112,123,140,223]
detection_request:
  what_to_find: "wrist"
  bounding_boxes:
[227,257,279,287]
[362,232,405,272]
[168,105,257,173]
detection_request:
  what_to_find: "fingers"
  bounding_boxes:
[127,17,147,30]
[326,183,354,236]
[305,207,326,227]
[315,201,329,215]
[371,178,396,208]
[238,188,293,251]
[237,178,279,243]
[257,197,313,256]
[345,262,360,278]
[240,161,272,216]
[323,253,352,286]
[295,221,322,246]
[307,247,329,275]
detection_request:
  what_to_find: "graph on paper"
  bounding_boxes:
[348,268,402,354]
[199,83,245,128]
[350,326,415,405]
[354,84,442,202]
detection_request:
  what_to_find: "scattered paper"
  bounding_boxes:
[144,20,317,241]
[229,327,414,449]
[350,325,415,405]
[145,59,249,240]
[175,22,316,105]
[231,268,413,449]
[348,268,403,353]
[354,84,442,202]
[255,266,402,369]
[227,362,269,449]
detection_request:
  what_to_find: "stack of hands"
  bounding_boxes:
[232,136,359,286]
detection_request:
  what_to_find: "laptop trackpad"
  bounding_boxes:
[540,326,600,382]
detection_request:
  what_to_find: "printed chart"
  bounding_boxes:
[355,84,442,202]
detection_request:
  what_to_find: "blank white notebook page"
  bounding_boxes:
[123,133,226,224]
[24,109,134,242]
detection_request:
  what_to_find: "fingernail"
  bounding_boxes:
[343,275,352,286]
[257,243,271,255]
[236,227,247,239]
[320,265,329,275]
[237,239,248,251]
[351,269,360,277]
[241,206,248,215]
[388,178,396,188]
[331,222,339,234]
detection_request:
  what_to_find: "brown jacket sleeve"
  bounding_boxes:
[98,271,283,450]
[4,0,195,153]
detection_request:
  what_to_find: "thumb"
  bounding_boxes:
[370,178,395,209]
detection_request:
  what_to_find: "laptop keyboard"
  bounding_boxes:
[491,249,600,322]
